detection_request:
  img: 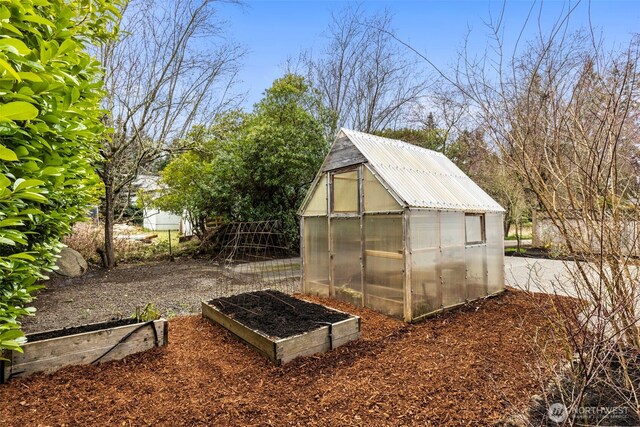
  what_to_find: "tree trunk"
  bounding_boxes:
[103,172,116,268]
[503,219,512,237]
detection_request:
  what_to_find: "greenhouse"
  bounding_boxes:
[299,128,505,321]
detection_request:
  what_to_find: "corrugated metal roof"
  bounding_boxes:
[340,128,505,212]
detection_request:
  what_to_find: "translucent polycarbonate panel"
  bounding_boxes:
[332,170,359,213]
[465,244,487,299]
[410,210,439,249]
[440,246,465,307]
[485,213,505,293]
[409,210,441,317]
[303,175,327,216]
[487,244,504,294]
[332,218,362,305]
[485,212,503,245]
[440,211,465,247]
[363,167,401,212]
[364,215,403,252]
[411,249,441,317]
[303,217,329,296]
[340,129,505,212]
[364,215,404,317]
[465,214,484,244]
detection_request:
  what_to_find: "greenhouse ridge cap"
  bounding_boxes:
[339,128,449,158]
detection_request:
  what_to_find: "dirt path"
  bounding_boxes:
[24,259,239,333]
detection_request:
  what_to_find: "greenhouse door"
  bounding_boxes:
[331,218,362,305]
[329,168,363,306]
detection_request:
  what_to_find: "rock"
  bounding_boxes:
[530,394,544,406]
[55,247,88,277]
[496,413,530,427]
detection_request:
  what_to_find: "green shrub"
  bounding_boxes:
[0,0,120,354]
[154,74,332,250]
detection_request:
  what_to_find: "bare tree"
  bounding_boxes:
[455,7,640,422]
[96,0,244,267]
[382,0,640,418]
[303,6,427,135]
[410,81,470,155]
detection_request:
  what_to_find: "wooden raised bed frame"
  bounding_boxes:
[202,300,360,365]
[1,319,168,383]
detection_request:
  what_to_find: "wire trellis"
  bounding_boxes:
[210,220,301,299]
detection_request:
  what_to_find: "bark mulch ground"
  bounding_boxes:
[0,289,561,426]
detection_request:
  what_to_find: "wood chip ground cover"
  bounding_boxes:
[0,290,561,426]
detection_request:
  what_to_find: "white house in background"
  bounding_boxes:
[143,208,182,231]
[134,175,189,232]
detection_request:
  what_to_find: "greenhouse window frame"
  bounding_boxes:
[330,167,361,216]
[464,213,486,245]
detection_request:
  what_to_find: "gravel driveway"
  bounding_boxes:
[23,259,230,333]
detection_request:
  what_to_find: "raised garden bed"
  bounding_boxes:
[202,290,360,365]
[1,318,168,383]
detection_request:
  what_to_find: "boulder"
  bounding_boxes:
[55,247,88,277]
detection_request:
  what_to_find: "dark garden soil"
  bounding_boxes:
[25,318,138,342]
[0,289,566,426]
[210,290,350,338]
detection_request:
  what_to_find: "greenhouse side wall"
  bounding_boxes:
[465,213,488,300]
[301,174,330,296]
[331,217,362,306]
[409,209,501,320]
[465,244,488,299]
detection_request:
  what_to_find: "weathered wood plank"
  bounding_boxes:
[3,319,167,382]
[331,317,360,337]
[332,331,362,348]
[276,327,328,354]
[278,340,330,364]
[10,340,156,377]
[365,249,403,260]
[201,301,277,361]
[323,136,366,172]
[11,320,164,364]
[276,327,330,363]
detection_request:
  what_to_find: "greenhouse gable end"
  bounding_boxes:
[299,128,505,321]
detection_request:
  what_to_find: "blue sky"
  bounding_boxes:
[217,0,640,108]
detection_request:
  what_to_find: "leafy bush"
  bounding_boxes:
[153,74,331,250]
[63,222,136,264]
[0,1,119,354]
